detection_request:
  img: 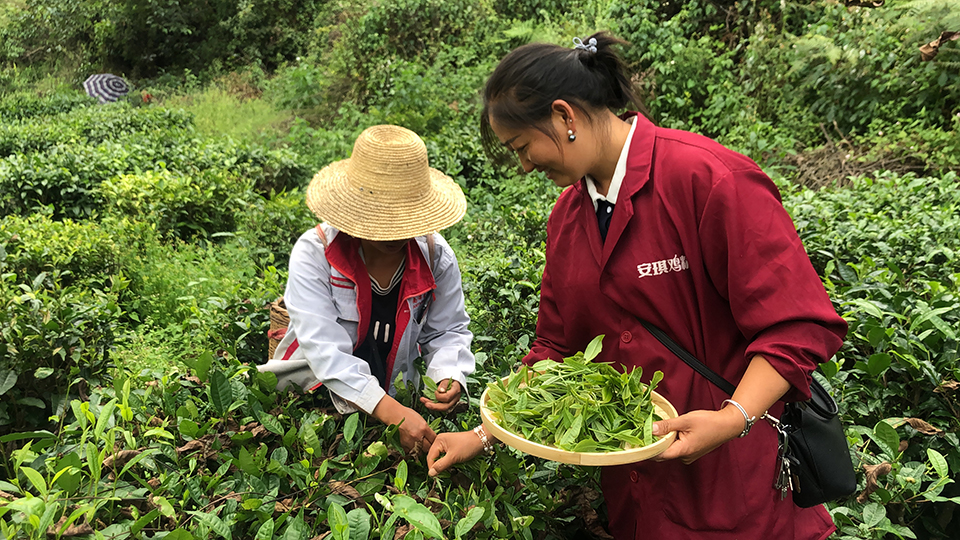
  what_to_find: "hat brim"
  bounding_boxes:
[305,159,467,241]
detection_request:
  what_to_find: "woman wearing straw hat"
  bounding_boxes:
[259,125,474,453]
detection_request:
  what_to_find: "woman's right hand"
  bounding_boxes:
[372,396,436,454]
[427,430,485,476]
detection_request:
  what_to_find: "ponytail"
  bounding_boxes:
[480,31,649,165]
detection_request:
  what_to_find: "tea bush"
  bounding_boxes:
[118,236,283,364]
[235,189,318,271]
[0,263,122,434]
[0,104,193,157]
[99,169,252,241]
[783,172,960,538]
[0,351,604,539]
[0,91,96,121]
[332,0,500,105]
[0,132,310,219]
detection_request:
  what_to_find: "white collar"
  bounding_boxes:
[586,116,638,209]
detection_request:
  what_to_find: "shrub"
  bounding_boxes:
[0,90,96,121]
[100,168,252,240]
[0,103,194,157]
[321,0,502,111]
[0,258,122,433]
[121,238,282,337]
[611,0,960,150]
[0,118,311,219]
[783,172,960,537]
[1,0,328,75]
[0,212,121,287]
[235,189,317,270]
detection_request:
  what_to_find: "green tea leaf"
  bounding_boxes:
[237,446,257,475]
[255,519,275,540]
[20,467,46,497]
[456,506,485,539]
[392,495,444,539]
[189,511,231,539]
[184,350,214,382]
[300,422,320,454]
[255,409,284,435]
[282,513,307,540]
[871,420,900,458]
[164,529,196,540]
[927,448,948,478]
[209,371,233,417]
[558,415,583,449]
[94,398,117,438]
[394,459,408,492]
[584,335,604,361]
[381,514,399,540]
[179,418,200,439]
[422,376,439,402]
[862,502,886,528]
[866,353,892,377]
[328,503,350,540]
[131,509,160,535]
[347,508,371,540]
[570,439,600,453]
[154,496,176,517]
[343,413,360,443]
[0,370,18,396]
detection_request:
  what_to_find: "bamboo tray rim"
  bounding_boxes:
[480,380,679,466]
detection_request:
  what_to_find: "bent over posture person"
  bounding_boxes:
[260,125,475,454]
[427,33,847,539]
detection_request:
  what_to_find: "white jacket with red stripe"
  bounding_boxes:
[259,224,475,414]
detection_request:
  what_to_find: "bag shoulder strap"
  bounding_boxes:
[426,233,436,274]
[315,224,330,248]
[638,320,736,396]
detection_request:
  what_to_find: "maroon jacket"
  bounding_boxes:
[523,114,847,539]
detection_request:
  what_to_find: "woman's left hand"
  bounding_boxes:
[420,379,462,413]
[650,407,746,465]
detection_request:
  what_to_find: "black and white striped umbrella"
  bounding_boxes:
[82,74,131,104]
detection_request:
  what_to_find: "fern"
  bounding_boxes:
[895,0,960,43]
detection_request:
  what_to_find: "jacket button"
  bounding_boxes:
[621,331,632,343]
[630,470,639,483]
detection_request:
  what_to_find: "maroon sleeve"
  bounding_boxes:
[697,167,847,402]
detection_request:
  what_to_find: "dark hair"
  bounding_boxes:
[480,31,648,165]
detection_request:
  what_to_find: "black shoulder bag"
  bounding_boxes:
[638,320,857,508]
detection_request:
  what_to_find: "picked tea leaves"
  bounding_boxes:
[485,335,664,452]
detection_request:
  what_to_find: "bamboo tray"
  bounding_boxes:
[480,383,679,466]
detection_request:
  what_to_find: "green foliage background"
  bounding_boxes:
[0,0,958,539]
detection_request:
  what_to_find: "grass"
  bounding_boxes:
[162,84,291,142]
[114,323,196,375]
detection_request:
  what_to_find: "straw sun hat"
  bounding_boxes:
[305,125,467,241]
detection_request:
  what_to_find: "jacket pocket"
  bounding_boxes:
[661,446,749,531]
[331,287,359,323]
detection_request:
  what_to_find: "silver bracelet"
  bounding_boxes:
[722,399,757,438]
[473,425,495,455]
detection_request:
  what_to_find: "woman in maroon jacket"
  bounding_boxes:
[427,32,847,539]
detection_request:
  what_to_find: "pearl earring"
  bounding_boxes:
[567,129,576,142]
